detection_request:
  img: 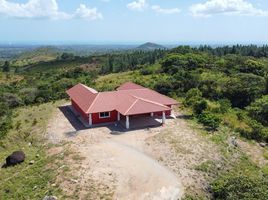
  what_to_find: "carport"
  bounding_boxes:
[116,97,171,129]
[119,113,166,130]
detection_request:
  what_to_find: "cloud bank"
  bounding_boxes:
[0,0,103,20]
[190,0,268,17]
[127,0,148,11]
[127,0,180,15]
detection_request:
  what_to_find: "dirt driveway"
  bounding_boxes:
[47,106,183,199]
[47,105,222,199]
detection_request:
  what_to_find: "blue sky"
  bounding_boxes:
[0,0,268,44]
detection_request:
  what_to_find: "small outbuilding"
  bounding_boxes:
[66,82,178,129]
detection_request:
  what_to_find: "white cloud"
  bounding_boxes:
[151,5,180,15]
[75,4,103,20]
[127,0,148,11]
[0,0,103,20]
[190,0,268,17]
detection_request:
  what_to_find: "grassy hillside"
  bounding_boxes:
[0,101,65,199]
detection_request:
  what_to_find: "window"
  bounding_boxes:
[99,112,110,118]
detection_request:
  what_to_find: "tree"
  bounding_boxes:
[224,73,266,108]
[184,88,202,107]
[2,61,10,72]
[247,95,268,126]
[197,112,221,131]
[239,59,265,76]
[193,99,208,115]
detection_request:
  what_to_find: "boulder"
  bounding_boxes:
[230,136,238,147]
[5,151,25,167]
[259,143,267,148]
[43,196,58,200]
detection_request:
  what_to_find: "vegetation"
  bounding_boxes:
[211,159,268,200]
[0,101,64,199]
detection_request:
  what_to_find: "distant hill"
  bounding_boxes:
[12,46,60,67]
[136,42,166,50]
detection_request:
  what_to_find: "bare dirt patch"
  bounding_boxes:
[237,139,268,167]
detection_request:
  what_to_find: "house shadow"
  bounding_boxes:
[58,105,87,131]
[176,114,193,120]
[59,105,164,135]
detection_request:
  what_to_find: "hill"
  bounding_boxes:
[11,46,60,67]
[136,42,166,50]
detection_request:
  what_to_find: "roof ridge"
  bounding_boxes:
[124,98,139,115]
[81,84,98,94]
[86,93,99,113]
[131,95,170,109]
[119,88,148,91]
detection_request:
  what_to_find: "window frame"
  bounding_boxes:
[99,112,110,119]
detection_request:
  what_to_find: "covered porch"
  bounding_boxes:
[118,112,167,130]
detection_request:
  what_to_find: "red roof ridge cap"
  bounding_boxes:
[80,84,98,94]
[124,98,139,115]
[122,88,148,91]
[86,93,99,113]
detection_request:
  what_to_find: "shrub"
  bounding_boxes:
[197,112,221,131]
[184,88,202,107]
[212,166,268,200]
[0,102,12,139]
[193,100,208,115]
[0,93,22,108]
[218,99,231,113]
[247,120,268,142]
[246,95,268,126]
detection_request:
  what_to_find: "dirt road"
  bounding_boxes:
[85,139,182,199]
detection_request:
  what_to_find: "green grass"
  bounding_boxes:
[0,100,65,200]
[195,160,217,173]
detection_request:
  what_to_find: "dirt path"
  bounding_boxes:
[84,139,182,199]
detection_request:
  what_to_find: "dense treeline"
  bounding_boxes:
[150,50,268,142]
[171,44,268,58]
[100,49,167,73]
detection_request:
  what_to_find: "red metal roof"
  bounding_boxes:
[67,82,178,116]
[117,82,146,90]
[66,84,97,113]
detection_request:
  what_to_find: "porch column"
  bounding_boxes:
[89,113,92,127]
[117,112,120,121]
[162,111,166,124]
[150,112,154,117]
[126,115,130,129]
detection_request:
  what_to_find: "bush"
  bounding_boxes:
[193,100,208,115]
[0,93,22,108]
[246,120,268,142]
[246,95,268,126]
[212,166,268,200]
[184,88,202,107]
[0,102,12,139]
[197,112,221,131]
[218,99,231,113]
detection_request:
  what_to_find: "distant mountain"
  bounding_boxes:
[136,42,166,50]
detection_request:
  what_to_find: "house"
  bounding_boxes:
[66,82,178,129]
